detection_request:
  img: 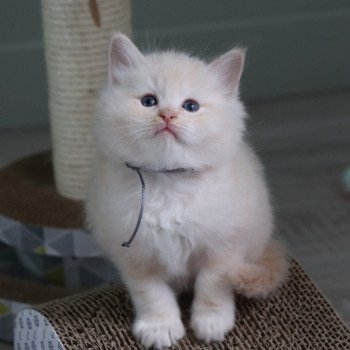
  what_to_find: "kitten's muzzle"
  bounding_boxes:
[155,124,177,137]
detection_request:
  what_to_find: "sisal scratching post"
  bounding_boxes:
[42,0,132,200]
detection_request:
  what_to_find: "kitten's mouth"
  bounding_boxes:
[155,125,180,140]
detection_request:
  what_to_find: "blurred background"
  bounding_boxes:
[1,0,349,127]
[0,1,349,347]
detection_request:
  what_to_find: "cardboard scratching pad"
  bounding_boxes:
[15,260,350,350]
[0,272,77,342]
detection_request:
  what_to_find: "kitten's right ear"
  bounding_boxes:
[108,32,143,85]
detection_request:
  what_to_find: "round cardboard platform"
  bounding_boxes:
[0,152,84,229]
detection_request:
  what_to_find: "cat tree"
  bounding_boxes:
[0,0,130,342]
[43,0,131,200]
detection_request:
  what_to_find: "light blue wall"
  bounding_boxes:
[1,0,349,127]
[132,0,350,100]
[0,1,48,127]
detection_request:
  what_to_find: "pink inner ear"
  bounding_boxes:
[110,39,132,67]
[108,33,143,84]
[210,49,245,94]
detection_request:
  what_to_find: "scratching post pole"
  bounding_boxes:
[42,0,132,199]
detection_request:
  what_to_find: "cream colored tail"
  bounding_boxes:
[230,240,289,299]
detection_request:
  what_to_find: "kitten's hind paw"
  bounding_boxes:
[133,316,185,349]
[230,240,289,298]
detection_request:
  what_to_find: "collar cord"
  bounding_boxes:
[121,162,195,247]
[122,163,146,247]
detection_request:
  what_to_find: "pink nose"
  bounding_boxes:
[159,110,177,123]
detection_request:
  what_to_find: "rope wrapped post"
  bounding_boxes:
[42,0,132,200]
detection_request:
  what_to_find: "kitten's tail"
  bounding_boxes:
[229,240,289,299]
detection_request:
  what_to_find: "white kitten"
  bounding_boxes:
[86,33,287,348]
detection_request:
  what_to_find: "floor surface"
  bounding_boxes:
[1,91,349,349]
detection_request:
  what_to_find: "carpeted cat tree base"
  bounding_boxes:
[14,260,350,349]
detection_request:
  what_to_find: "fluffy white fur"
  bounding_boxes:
[86,33,285,348]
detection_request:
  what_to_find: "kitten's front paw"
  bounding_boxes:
[133,316,185,349]
[191,308,235,344]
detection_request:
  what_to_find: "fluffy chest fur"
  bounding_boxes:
[138,172,203,276]
[88,146,271,280]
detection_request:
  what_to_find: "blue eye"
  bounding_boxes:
[182,99,199,112]
[141,95,157,107]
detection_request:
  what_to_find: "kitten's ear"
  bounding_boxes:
[209,48,246,95]
[108,32,144,85]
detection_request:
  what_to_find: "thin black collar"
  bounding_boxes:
[122,162,195,248]
[125,162,194,174]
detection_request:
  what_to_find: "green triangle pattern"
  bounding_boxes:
[0,301,10,315]
[34,246,46,255]
[45,266,65,286]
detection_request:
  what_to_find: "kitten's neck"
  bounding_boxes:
[122,161,199,248]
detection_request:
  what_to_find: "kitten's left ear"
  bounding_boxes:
[209,48,246,95]
[108,32,144,85]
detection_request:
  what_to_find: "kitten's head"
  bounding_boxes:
[96,32,246,171]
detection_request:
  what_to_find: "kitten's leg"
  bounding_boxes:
[125,275,185,348]
[191,269,235,343]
